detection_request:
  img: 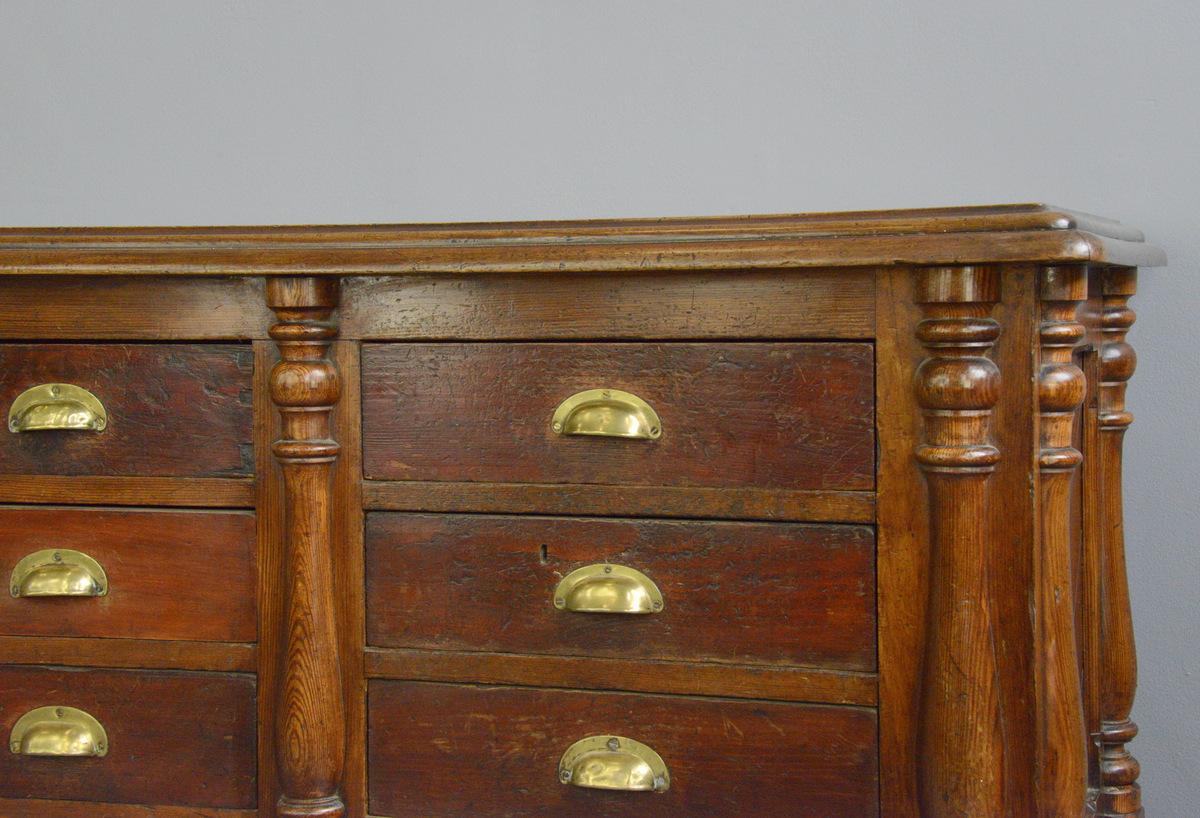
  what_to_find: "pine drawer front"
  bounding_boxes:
[368,681,879,817]
[0,666,256,809]
[0,344,254,477]
[366,513,877,671]
[362,342,875,491]
[0,507,256,643]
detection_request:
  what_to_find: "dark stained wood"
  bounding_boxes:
[340,269,874,339]
[267,278,347,818]
[364,648,877,706]
[0,344,254,477]
[0,636,255,672]
[363,342,875,491]
[0,474,254,507]
[1095,268,1143,817]
[363,480,875,523]
[1034,266,1089,815]
[0,506,255,642]
[0,798,255,818]
[0,276,272,340]
[0,666,256,808]
[366,513,876,671]
[368,681,879,817]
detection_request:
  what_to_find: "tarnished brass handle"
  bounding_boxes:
[10,549,108,598]
[8,383,108,432]
[551,389,661,440]
[9,706,108,757]
[558,735,670,792]
[553,564,663,614]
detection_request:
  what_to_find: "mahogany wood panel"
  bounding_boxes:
[363,481,874,523]
[366,513,876,671]
[0,507,255,642]
[364,648,877,706]
[0,344,254,477]
[368,681,879,817]
[340,270,874,339]
[0,276,271,340]
[0,635,255,672]
[0,475,254,507]
[0,799,255,818]
[0,666,256,808]
[362,342,875,491]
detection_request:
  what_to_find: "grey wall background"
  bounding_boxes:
[2,1,1196,812]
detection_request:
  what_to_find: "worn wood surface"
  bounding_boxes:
[0,475,254,507]
[0,276,271,340]
[340,270,874,339]
[364,648,877,706]
[0,799,256,818]
[0,635,255,672]
[368,681,879,817]
[0,506,255,642]
[0,666,256,808]
[366,513,875,671]
[363,342,875,491]
[0,344,254,477]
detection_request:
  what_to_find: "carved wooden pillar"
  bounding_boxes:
[913,266,1005,816]
[1096,268,1143,818]
[267,277,346,818]
[1035,265,1089,815]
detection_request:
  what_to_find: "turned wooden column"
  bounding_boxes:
[267,277,346,818]
[1035,266,1089,816]
[1096,267,1143,818]
[913,266,1005,816]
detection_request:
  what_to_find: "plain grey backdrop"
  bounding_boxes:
[2,1,1196,812]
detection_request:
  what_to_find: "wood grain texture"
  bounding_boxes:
[365,513,876,671]
[1095,268,1143,817]
[0,474,254,507]
[0,666,256,808]
[0,344,254,477]
[363,342,875,491]
[363,481,874,523]
[368,681,879,817]
[0,276,272,340]
[0,506,255,642]
[0,798,255,818]
[364,648,877,706]
[340,270,874,339]
[267,278,347,818]
[0,636,255,672]
[1034,266,1089,815]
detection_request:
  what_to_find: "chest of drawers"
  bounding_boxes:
[0,204,1163,816]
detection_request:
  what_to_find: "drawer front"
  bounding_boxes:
[369,682,878,817]
[0,666,256,808]
[0,507,256,642]
[0,344,253,477]
[367,513,876,671]
[363,342,875,490]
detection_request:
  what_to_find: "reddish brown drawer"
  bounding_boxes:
[367,513,876,671]
[362,342,874,491]
[0,507,256,643]
[0,344,253,477]
[0,666,256,809]
[369,681,878,817]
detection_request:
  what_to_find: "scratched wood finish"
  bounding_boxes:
[0,799,255,818]
[0,276,271,340]
[0,344,254,477]
[0,506,255,642]
[363,342,875,491]
[340,269,874,339]
[0,474,254,507]
[0,635,255,672]
[366,513,876,671]
[368,682,879,817]
[0,666,256,808]
[267,278,347,818]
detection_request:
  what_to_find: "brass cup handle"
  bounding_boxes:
[9,706,109,757]
[558,735,670,792]
[551,389,661,440]
[553,564,663,614]
[8,383,108,432]
[10,549,109,598]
